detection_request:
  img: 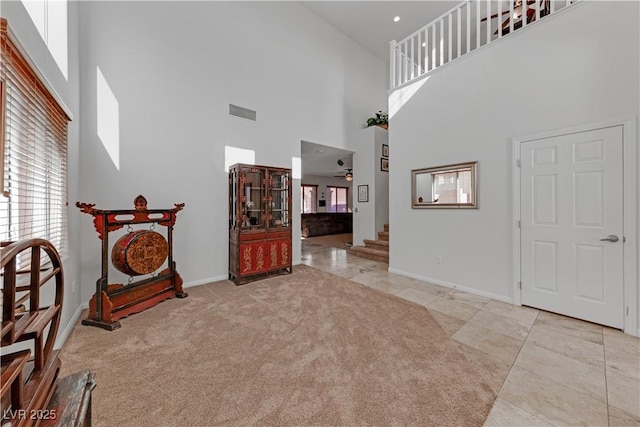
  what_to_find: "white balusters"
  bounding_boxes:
[439,19,444,66]
[497,0,502,39]
[466,3,471,54]
[417,31,422,75]
[509,0,514,34]
[457,7,462,58]
[431,24,436,69]
[476,0,481,48]
[448,14,453,62]
[486,0,491,43]
[390,0,580,89]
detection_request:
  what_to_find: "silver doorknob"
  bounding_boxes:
[600,235,619,242]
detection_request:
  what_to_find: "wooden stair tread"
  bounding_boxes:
[349,246,389,255]
[363,239,389,247]
[15,305,60,340]
[1,349,31,397]
[348,246,389,263]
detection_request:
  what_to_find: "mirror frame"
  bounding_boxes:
[411,161,478,209]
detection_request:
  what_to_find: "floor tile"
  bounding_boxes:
[483,398,552,427]
[427,297,481,322]
[535,311,603,344]
[452,322,522,366]
[395,287,440,307]
[499,365,608,426]
[467,308,532,341]
[444,290,490,309]
[526,324,604,368]
[607,368,640,417]
[514,341,607,402]
[427,309,466,336]
[605,344,640,381]
[608,405,640,426]
[604,327,640,357]
[483,300,539,326]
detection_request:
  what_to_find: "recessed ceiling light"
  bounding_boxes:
[422,42,426,47]
[393,16,400,22]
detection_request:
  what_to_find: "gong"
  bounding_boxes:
[111,230,168,276]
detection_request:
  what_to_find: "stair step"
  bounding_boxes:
[384,224,389,232]
[363,239,389,252]
[348,246,389,263]
[378,231,389,241]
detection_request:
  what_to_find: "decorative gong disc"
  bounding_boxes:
[111,230,168,276]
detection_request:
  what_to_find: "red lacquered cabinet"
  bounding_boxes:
[229,164,292,285]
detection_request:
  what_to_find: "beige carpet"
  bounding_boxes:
[302,233,352,250]
[59,265,496,426]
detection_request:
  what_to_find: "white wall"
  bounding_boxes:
[300,175,352,213]
[2,0,82,345]
[389,0,639,321]
[77,1,387,300]
[352,126,389,245]
[374,128,389,236]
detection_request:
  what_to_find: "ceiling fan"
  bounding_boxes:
[333,169,353,182]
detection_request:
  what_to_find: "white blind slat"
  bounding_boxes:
[1,19,70,265]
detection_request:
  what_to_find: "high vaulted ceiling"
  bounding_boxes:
[301,1,457,62]
[299,2,457,177]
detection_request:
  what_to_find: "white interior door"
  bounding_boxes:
[520,125,624,328]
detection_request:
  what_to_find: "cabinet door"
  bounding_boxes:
[240,167,266,229]
[268,170,291,229]
[239,241,269,275]
[267,239,291,270]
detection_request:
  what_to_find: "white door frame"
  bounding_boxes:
[512,116,638,336]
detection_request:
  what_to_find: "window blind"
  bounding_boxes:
[1,18,70,266]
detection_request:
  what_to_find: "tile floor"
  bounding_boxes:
[301,240,640,426]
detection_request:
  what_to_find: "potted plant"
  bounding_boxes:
[366,111,388,129]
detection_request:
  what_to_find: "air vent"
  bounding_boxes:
[229,104,256,121]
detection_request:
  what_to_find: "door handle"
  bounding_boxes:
[600,235,619,242]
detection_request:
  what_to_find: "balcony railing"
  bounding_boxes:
[390,0,580,89]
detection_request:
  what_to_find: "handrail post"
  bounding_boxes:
[389,40,397,89]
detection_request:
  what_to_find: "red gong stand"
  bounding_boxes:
[76,195,187,330]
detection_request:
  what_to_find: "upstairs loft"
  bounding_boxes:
[390,0,581,90]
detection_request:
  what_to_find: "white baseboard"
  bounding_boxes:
[387,268,513,304]
[54,303,85,350]
[183,275,229,288]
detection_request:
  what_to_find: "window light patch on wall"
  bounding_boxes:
[225,146,255,172]
[291,157,301,180]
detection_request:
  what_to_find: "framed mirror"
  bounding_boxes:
[411,161,478,209]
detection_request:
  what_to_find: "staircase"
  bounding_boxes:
[348,224,389,263]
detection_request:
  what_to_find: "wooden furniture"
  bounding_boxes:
[76,195,187,330]
[1,239,64,426]
[43,370,96,427]
[229,164,292,285]
[301,213,352,237]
